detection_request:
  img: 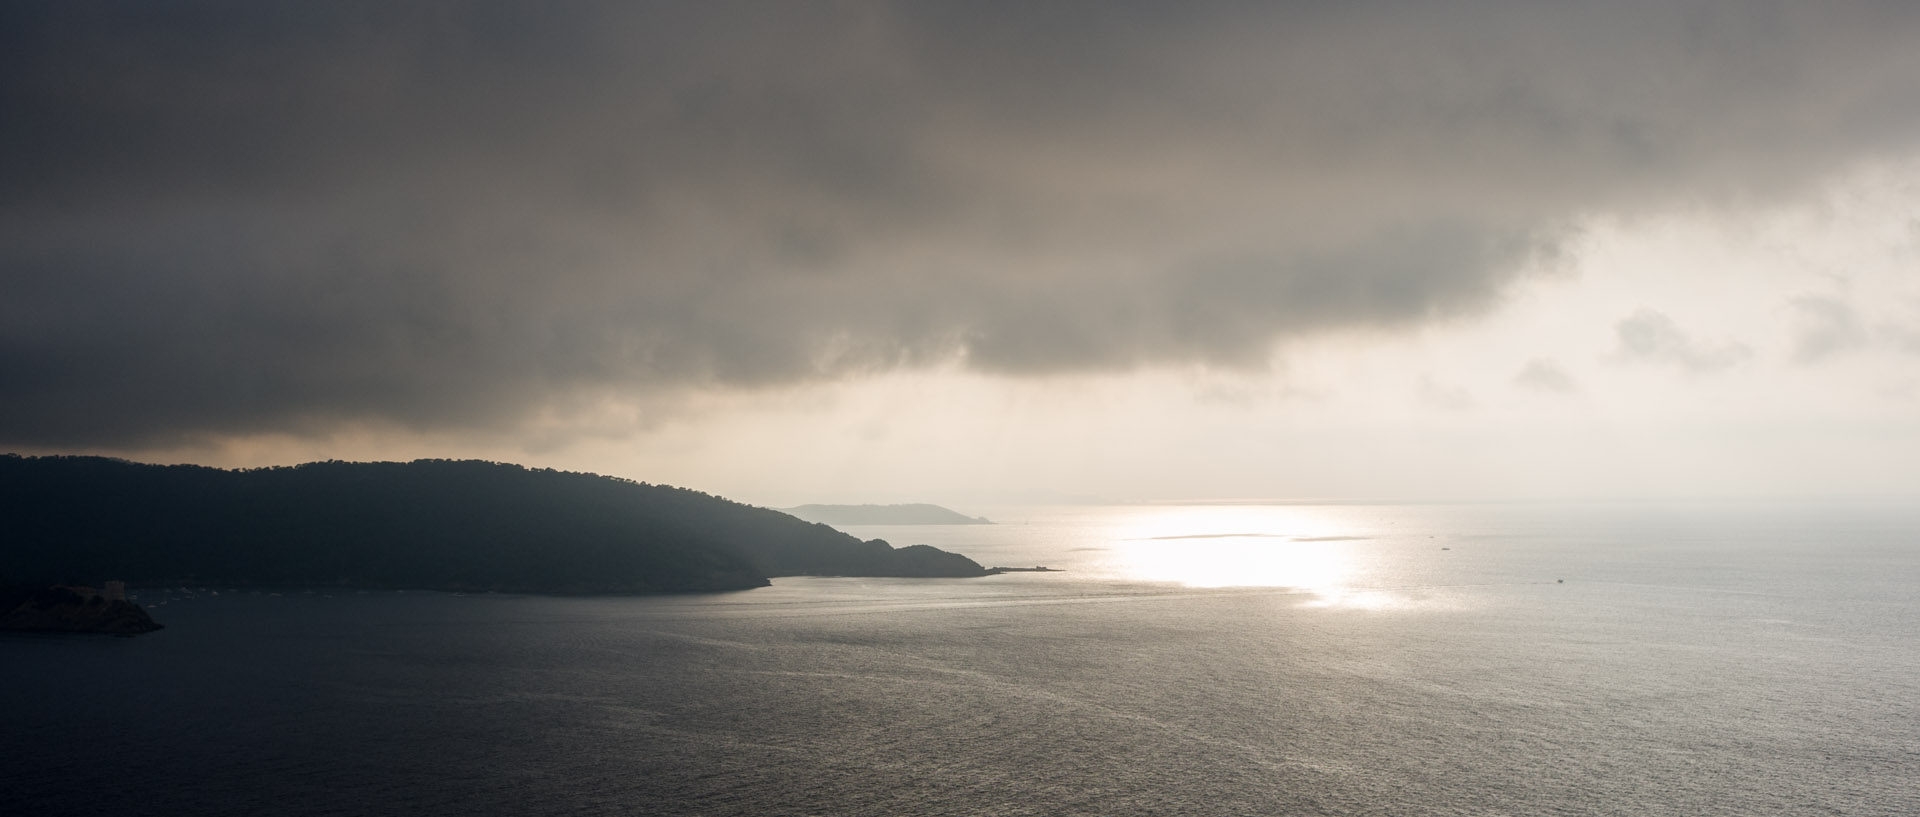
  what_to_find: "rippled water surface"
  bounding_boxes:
[6,503,1918,815]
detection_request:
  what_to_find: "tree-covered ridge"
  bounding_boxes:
[0,455,988,593]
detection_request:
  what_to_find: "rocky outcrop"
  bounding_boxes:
[0,585,163,635]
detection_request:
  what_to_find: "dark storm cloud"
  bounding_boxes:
[7,1,1920,445]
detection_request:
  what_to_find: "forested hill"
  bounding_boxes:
[0,455,989,593]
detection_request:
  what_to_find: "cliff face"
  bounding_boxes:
[0,586,163,635]
[0,455,988,594]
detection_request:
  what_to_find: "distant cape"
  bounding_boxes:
[0,455,989,594]
[780,504,993,526]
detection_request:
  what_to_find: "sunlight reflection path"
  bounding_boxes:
[1102,506,1358,595]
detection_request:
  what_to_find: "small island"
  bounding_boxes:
[988,566,1061,573]
[1,582,163,635]
[780,504,993,526]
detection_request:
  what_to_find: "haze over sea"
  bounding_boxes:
[6,501,1917,816]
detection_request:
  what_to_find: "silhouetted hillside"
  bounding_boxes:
[0,455,988,593]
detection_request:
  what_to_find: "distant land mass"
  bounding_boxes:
[780,504,993,526]
[0,455,989,594]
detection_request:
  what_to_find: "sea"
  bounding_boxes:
[4,501,1917,816]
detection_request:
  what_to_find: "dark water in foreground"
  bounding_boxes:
[5,503,1918,816]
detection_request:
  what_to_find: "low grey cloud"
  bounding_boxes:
[6,2,1920,446]
[1875,303,1920,357]
[1417,378,1477,412]
[1612,310,1753,374]
[1789,295,1868,363]
[1892,330,1920,357]
[1514,359,1578,394]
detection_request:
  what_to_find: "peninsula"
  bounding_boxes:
[781,503,993,526]
[0,455,990,594]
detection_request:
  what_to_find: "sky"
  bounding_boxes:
[6,1,1920,506]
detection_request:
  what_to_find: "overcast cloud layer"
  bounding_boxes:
[8,1,1920,447]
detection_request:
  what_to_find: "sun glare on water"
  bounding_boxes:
[1103,505,1361,597]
